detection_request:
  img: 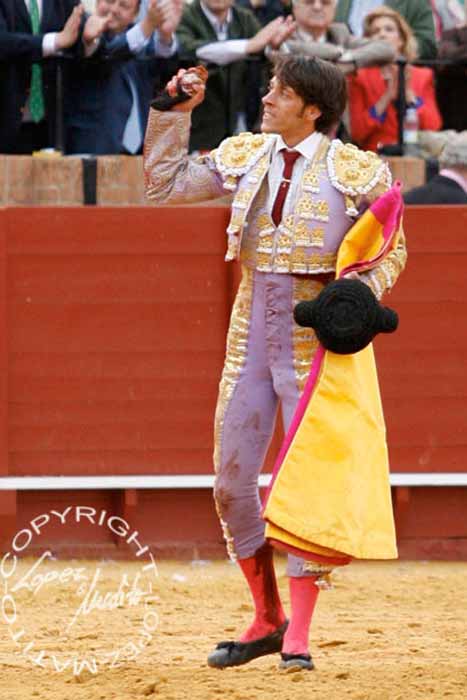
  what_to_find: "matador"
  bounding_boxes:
[143,55,407,671]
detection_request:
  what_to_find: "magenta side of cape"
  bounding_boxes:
[339,182,404,277]
[262,182,404,513]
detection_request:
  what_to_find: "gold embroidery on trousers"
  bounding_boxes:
[213,267,254,561]
[302,562,334,589]
[292,277,322,393]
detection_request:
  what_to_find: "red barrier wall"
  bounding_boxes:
[375,206,467,558]
[0,205,466,559]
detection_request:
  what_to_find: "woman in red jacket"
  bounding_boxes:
[348,6,442,152]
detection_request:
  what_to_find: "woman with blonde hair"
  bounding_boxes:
[348,6,442,152]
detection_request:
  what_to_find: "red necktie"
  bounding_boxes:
[271,149,301,227]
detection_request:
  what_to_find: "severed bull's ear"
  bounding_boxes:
[293,278,399,355]
[151,66,208,112]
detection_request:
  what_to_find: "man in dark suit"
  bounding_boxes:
[176,0,295,152]
[404,131,467,205]
[0,0,85,153]
[66,0,182,155]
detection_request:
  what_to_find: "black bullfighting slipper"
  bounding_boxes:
[207,620,289,669]
[279,652,314,671]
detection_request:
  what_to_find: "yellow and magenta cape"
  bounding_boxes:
[263,183,404,562]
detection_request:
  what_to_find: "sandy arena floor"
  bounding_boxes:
[1,557,466,700]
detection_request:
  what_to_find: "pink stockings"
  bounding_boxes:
[238,543,287,642]
[237,544,319,654]
[282,576,319,655]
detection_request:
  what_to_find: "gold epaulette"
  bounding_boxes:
[214,132,274,191]
[326,140,391,197]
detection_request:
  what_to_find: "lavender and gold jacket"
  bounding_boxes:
[144,109,407,298]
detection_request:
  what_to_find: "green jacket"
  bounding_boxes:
[176,1,261,151]
[334,0,437,60]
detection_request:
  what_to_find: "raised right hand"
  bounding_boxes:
[166,69,206,112]
[56,4,84,51]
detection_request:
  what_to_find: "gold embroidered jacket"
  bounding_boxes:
[144,109,407,298]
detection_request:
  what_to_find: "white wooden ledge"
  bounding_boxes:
[0,472,466,491]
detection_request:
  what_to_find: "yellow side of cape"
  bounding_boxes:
[263,206,399,560]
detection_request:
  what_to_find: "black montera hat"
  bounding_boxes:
[293,278,399,355]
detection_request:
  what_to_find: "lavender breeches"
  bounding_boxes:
[213,267,324,578]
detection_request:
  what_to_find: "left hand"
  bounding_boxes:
[82,13,110,44]
[157,0,184,44]
[247,15,294,54]
[55,4,84,50]
[142,0,182,41]
[267,15,296,50]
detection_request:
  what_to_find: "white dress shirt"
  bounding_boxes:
[439,168,467,194]
[125,22,177,57]
[266,131,323,217]
[26,0,60,56]
[194,2,251,133]
[196,2,250,66]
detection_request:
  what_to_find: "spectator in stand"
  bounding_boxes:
[272,0,395,73]
[235,0,292,133]
[431,0,465,39]
[0,1,86,154]
[436,6,467,130]
[404,130,467,204]
[348,7,442,152]
[176,0,296,152]
[66,0,182,155]
[334,0,437,60]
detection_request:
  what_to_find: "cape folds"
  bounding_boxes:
[262,183,404,561]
